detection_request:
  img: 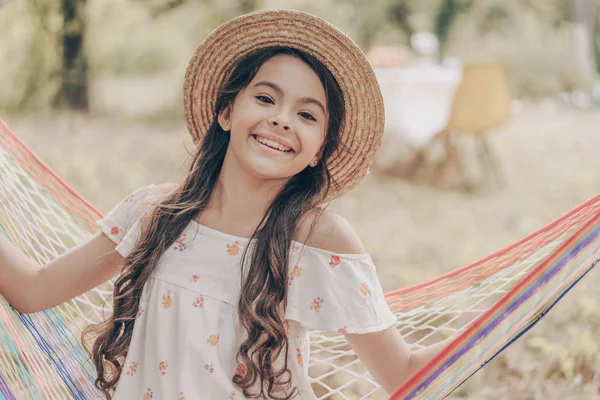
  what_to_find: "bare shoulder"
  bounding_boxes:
[294,208,366,254]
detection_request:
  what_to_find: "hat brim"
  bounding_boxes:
[183,9,384,201]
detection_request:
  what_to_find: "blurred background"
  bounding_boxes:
[1,0,600,398]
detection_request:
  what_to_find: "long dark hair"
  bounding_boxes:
[83,46,345,399]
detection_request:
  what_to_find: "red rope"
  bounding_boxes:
[0,118,103,231]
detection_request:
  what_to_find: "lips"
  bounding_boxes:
[251,134,294,153]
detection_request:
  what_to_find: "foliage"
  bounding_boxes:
[0,0,599,111]
[0,0,61,111]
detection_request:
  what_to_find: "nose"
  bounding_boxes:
[270,113,291,131]
[271,120,290,131]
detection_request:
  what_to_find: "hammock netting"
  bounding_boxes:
[0,117,598,400]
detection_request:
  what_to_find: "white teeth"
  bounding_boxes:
[254,135,291,152]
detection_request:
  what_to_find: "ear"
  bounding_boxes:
[311,144,326,167]
[217,104,232,132]
[310,152,322,167]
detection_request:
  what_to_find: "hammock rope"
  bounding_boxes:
[0,117,598,399]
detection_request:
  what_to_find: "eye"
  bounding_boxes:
[256,95,274,104]
[299,112,316,122]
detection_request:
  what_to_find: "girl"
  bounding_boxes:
[0,9,452,400]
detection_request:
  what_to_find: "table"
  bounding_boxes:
[374,65,463,148]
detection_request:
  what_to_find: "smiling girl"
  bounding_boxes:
[0,9,452,399]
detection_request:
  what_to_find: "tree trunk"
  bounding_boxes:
[58,0,88,110]
[435,0,473,55]
[572,0,597,81]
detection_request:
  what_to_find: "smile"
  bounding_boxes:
[252,134,294,153]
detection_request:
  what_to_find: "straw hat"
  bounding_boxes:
[183,9,385,200]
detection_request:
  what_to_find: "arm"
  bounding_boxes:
[0,232,124,314]
[0,183,177,314]
[345,327,455,395]
[298,209,456,394]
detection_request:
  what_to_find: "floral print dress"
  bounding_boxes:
[97,184,397,399]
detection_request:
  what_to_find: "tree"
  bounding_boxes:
[56,0,89,110]
[435,0,473,53]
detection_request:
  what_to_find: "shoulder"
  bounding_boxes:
[155,182,179,198]
[294,208,366,254]
[133,182,179,222]
[125,182,178,201]
[136,182,179,204]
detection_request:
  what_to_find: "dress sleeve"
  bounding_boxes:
[97,184,160,258]
[285,247,397,334]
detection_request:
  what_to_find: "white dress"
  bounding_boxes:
[97,184,396,400]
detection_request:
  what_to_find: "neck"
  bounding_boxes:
[199,149,287,238]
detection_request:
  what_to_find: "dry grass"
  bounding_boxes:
[3,102,600,399]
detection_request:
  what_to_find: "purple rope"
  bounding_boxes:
[0,369,17,400]
[405,225,600,399]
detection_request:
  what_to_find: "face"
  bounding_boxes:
[218,54,328,183]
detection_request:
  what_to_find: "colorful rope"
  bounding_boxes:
[0,117,598,400]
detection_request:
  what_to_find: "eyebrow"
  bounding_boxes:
[253,80,326,115]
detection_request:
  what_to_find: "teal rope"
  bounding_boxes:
[433,242,600,398]
[0,315,43,399]
[0,224,43,399]
[44,308,99,386]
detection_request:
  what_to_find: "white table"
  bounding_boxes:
[374,65,463,148]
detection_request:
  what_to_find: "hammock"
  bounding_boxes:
[0,117,598,400]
